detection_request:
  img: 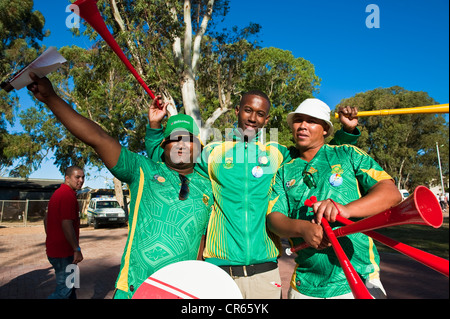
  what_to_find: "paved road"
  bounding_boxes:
[0,225,448,299]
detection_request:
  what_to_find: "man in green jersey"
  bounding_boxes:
[146,91,360,298]
[27,73,213,299]
[267,98,402,299]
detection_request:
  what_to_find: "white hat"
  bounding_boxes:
[286,98,334,137]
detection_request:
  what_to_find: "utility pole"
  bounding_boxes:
[436,142,445,195]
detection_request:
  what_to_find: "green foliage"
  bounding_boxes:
[2,0,446,196]
[242,47,321,147]
[0,0,47,174]
[2,1,320,176]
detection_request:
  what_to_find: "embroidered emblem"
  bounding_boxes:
[307,166,318,174]
[286,179,296,188]
[331,164,344,175]
[224,157,234,169]
[153,174,166,183]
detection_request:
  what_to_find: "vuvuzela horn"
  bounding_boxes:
[337,215,449,277]
[286,186,449,277]
[287,216,449,277]
[333,186,443,235]
[334,103,449,118]
[297,196,373,298]
[320,218,373,299]
[70,0,161,107]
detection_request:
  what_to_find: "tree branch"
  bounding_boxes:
[109,0,144,76]
[183,0,193,71]
[192,0,214,72]
[204,106,229,129]
[168,4,184,70]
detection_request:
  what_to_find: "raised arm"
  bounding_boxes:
[337,105,359,134]
[145,96,168,161]
[329,106,360,146]
[148,95,168,129]
[27,72,121,169]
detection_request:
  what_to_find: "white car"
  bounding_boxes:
[399,189,410,201]
[87,197,127,228]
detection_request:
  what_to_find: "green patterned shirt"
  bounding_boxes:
[269,144,393,298]
[109,147,214,299]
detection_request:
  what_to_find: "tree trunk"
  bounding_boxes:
[113,177,124,207]
[181,74,202,127]
[169,0,217,136]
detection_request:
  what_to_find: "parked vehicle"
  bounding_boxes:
[399,189,410,201]
[87,196,127,228]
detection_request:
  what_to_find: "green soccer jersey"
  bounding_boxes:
[269,144,393,298]
[109,147,214,299]
[144,125,361,267]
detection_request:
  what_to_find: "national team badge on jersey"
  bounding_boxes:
[154,174,166,183]
[329,173,343,187]
[331,164,344,175]
[286,179,296,188]
[224,157,234,169]
[252,166,264,178]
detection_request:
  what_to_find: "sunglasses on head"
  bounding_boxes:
[302,170,317,189]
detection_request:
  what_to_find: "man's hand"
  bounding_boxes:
[267,212,330,249]
[337,105,358,133]
[301,221,330,249]
[311,199,350,225]
[148,95,169,129]
[73,251,83,264]
[27,72,58,104]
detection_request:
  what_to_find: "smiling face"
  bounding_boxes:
[163,133,201,170]
[291,113,329,151]
[235,94,270,138]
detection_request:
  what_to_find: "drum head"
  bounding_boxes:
[132,260,243,299]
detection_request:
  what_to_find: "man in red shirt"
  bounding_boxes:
[45,166,85,299]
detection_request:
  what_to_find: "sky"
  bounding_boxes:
[5,0,449,188]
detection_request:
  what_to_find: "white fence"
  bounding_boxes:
[0,199,89,226]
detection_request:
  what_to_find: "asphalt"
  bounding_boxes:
[0,224,448,299]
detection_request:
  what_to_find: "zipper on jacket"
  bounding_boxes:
[244,135,250,265]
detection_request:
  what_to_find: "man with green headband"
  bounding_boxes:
[27,73,214,299]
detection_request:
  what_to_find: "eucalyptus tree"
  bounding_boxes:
[0,0,47,176]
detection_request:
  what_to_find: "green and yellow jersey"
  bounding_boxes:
[145,125,360,268]
[198,130,288,266]
[110,147,213,299]
[269,144,393,298]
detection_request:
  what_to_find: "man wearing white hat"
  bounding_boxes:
[267,98,402,299]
